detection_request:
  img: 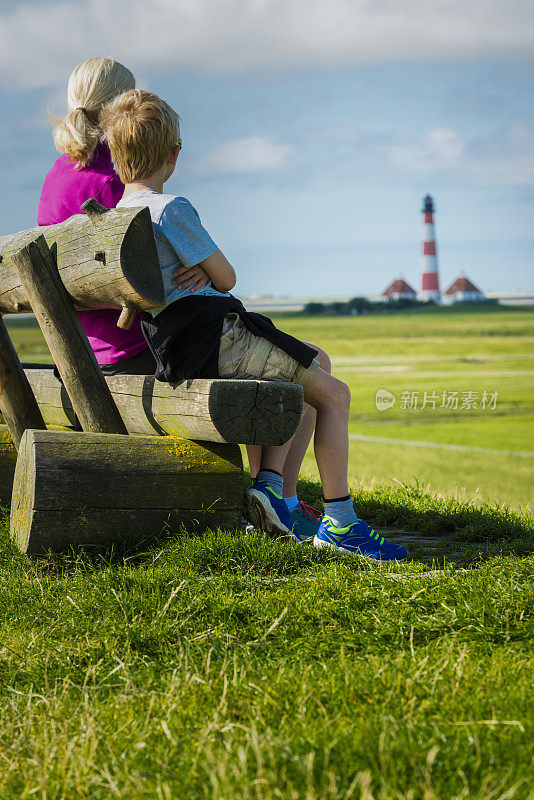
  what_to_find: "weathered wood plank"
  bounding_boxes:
[14,509,242,553]
[0,317,46,447]
[0,202,164,314]
[15,367,304,445]
[11,429,244,553]
[0,424,17,504]
[12,237,127,435]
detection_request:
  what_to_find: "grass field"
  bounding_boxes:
[0,306,533,799]
[271,305,534,511]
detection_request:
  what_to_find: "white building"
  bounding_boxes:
[381,278,417,302]
[443,276,485,304]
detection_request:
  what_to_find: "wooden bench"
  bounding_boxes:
[0,201,303,553]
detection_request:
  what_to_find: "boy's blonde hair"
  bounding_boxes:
[51,57,135,168]
[100,90,180,184]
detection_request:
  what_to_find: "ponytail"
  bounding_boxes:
[51,106,102,166]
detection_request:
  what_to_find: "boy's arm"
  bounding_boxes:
[173,248,236,293]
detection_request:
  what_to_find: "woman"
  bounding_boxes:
[38,56,157,375]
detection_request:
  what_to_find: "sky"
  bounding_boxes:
[1,0,533,297]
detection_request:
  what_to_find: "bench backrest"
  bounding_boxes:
[0,200,164,315]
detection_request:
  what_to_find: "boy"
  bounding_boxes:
[101,90,407,561]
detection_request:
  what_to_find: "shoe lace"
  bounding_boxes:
[298,501,322,521]
[341,518,384,544]
[366,524,385,545]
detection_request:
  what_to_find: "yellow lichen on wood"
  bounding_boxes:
[0,427,16,451]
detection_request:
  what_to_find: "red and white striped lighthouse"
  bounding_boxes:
[419,194,441,304]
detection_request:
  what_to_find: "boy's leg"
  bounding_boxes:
[280,406,316,494]
[242,435,297,538]
[245,405,315,491]
[280,342,330,496]
[246,343,330,493]
[256,437,293,474]
[303,367,350,499]
[303,367,407,561]
[245,344,329,539]
[244,406,317,540]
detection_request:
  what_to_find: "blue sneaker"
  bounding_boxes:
[289,501,322,542]
[314,516,408,561]
[243,480,298,540]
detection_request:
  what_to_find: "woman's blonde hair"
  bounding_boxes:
[51,57,135,167]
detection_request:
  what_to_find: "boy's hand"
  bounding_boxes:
[172,264,210,292]
[172,249,236,294]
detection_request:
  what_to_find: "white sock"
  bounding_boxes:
[284,494,299,513]
[323,496,358,528]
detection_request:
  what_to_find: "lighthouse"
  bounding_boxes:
[419,194,441,304]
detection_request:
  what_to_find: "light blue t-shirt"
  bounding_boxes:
[117,188,227,315]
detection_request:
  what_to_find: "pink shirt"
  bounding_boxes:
[37,143,148,364]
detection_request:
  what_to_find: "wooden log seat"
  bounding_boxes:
[0,200,165,316]
[11,429,244,554]
[18,366,304,446]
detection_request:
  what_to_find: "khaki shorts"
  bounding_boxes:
[218,313,319,388]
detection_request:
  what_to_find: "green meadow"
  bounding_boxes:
[0,306,532,799]
[271,305,534,510]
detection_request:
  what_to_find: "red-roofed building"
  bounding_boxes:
[381,278,417,301]
[444,275,485,304]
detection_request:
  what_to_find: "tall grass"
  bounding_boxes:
[0,484,533,799]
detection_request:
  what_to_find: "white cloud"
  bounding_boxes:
[374,123,534,187]
[385,127,465,172]
[197,136,291,174]
[1,0,533,89]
